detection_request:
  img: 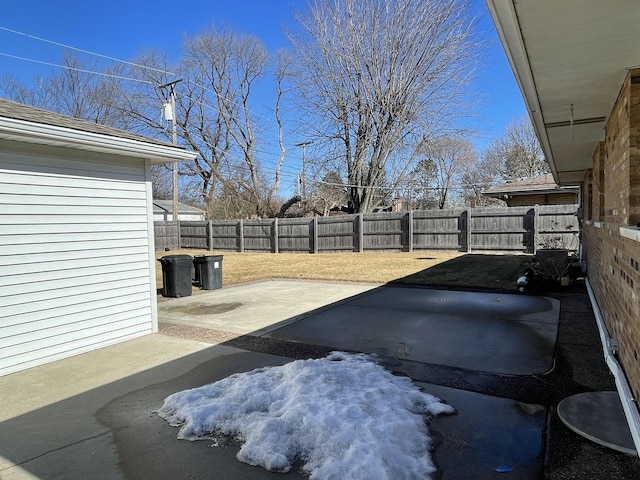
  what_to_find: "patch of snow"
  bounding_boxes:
[157,352,454,479]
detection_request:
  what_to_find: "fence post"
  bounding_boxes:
[533,204,540,254]
[408,210,414,252]
[273,218,279,254]
[207,220,213,251]
[466,208,472,253]
[358,213,364,252]
[238,219,244,253]
[313,216,319,254]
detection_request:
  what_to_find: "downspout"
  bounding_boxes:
[586,279,640,455]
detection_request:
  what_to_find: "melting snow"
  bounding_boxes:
[157,352,454,479]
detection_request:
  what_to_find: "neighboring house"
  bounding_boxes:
[482,174,579,207]
[488,0,640,452]
[153,200,205,221]
[0,98,195,376]
[391,197,417,212]
[372,198,417,213]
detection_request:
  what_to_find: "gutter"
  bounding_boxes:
[586,279,640,455]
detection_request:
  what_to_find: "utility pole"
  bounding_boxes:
[158,78,183,222]
[294,141,313,201]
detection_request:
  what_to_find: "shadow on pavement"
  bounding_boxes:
[1,254,639,479]
[389,253,532,291]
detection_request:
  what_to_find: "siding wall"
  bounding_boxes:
[0,142,155,376]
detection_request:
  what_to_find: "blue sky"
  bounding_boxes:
[0,0,527,192]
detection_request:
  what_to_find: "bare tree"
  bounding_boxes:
[412,136,477,209]
[311,171,349,216]
[119,28,290,219]
[0,51,128,128]
[460,154,504,207]
[151,166,174,200]
[288,0,480,212]
[483,117,549,182]
[0,74,39,105]
[409,158,439,209]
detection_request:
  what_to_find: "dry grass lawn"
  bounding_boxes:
[155,250,533,293]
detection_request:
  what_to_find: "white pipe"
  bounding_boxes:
[586,279,640,455]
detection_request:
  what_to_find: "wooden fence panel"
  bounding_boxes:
[317,215,357,252]
[243,220,274,252]
[412,209,464,250]
[154,204,580,253]
[210,220,241,251]
[154,221,179,250]
[180,221,208,249]
[537,204,580,250]
[278,218,312,253]
[470,207,531,251]
[362,212,406,251]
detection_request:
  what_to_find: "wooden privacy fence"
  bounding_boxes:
[154,204,579,254]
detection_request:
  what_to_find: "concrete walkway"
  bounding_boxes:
[1,280,638,479]
[157,280,378,336]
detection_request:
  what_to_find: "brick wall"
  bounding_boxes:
[582,169,592,221]
[584,224,640,401]
[630,75,640,225]
[592,143,605,222]
[604,78,631,225]
[582,68,640,401]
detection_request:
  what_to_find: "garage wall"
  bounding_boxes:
[0,142,156,376]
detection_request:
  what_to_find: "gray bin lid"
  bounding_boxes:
[160,254,193,265]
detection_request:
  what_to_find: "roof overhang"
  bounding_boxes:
[0,116,196,164]
[485,0,640,185]
[484,187,579,199]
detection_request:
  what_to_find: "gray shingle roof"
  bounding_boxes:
[153,200,204,215]
[483,174,579,197]
[0,98,172,147]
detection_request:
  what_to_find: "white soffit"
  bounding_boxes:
[486,0,640,185]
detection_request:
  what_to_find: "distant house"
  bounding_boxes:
[0,98,196,376]
[153,200,205,221]
[372,198,417,213]
[482,174,579,207]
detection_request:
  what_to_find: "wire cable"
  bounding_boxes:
[0,52,155,85]
[0,26,176,76]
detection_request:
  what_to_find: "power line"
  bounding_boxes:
[0,52,154,85]
[0,25,286,146]
[0,26,493,197]
[0,26,176,76]
[0,47,306,174]
[314,180,494,191]
[0,29,305,177]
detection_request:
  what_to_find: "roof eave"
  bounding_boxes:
[0,117,196,164]
[485,0,559,182]
[484,187,579,198]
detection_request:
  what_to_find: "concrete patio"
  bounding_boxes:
[1,280,639,479]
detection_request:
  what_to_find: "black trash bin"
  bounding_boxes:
[159,255,193,297]
[193,255,223,290]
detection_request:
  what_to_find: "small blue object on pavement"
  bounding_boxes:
[495,465,513,473]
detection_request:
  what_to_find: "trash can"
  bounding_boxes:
[159,255,193,297]
[193,255,223,290]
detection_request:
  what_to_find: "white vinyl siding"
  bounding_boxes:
[0,147,155,376]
